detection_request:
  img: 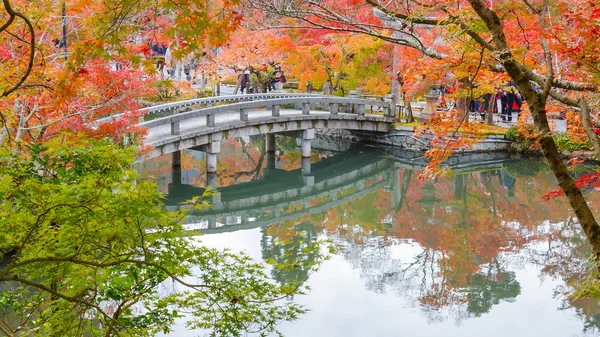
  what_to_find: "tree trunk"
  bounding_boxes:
[530,104,600,261]
[405,97,414,123]
[485,93,495,126]
[464,0,600,260]
[577,94,600,159]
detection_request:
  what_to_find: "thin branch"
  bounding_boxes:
[1,0,36,97]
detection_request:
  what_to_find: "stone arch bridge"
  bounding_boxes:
[121,93,396,173]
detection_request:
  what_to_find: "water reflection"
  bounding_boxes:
[139,135,600,336]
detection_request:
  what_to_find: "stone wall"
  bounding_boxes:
[317,125,512,152]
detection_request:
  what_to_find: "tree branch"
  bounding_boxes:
[1,0,36,98]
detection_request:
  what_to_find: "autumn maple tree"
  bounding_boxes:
[0,0,325,335]
[243,0,600,262]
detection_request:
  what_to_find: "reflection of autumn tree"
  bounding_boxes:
[140,146,600,328]
[262,222,319,285]
[315,189,392,245]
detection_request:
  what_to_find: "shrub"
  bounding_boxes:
[553,134,591,152]
[504,125,519,141]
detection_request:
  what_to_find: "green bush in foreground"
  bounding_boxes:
[0,137,326,337]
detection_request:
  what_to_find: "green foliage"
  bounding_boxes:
[504,125,520,141]
[506,125,592,153]
[196,89,213,98]
[151,79,181,102]
[553,134,592,152]
[505,124,539,152]
[0,138,325,336]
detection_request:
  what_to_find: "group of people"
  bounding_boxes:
[494,84,523,122]
[148,40,205,83]
[238,62,287,94]
[469,83,523,123]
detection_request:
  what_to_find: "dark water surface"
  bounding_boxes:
[139,135,600,337]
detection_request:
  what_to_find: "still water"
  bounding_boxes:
[139,135,600,337]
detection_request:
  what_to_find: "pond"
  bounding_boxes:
[138,135,600,337]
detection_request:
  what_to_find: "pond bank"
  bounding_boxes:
[316,125,600,163]
[317,126,511,152]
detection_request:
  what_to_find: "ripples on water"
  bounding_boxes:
[138,135,600,337]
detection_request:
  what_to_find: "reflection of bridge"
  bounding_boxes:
[131,93,395,175]
[166,148,400,234]
[164,147,517,235]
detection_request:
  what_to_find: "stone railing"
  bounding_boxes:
[139,96,396,137]
[97,93,326,123]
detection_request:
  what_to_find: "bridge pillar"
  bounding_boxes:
[303,198,310,210]
[207,217,217,229]
[172,151,181,168]
[391,169,401,206]
[301,139,311,158]
[266,134,276,153]
[206,172,222,207]
[329,190,338,201]
[201,141,220,173]
[207,153,217,173]
[300,129,314,188]
[356,180,365,192]
[207,172,218,189]
[264,151,277,177]
[301,129,315,158]
[301,157,315,186]
[301,157,311,175]
[171,166,182,186]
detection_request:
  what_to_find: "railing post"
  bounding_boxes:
[206,113,215,127]
[384,94,396,117]
[239,108,248,121]
[357,104,366,116]
[272,104,280,117]
[171,120,180,135]
[302,102,310,115]
[349,90,359,114]
[329,103,338,115]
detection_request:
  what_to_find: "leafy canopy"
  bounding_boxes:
[0,136,326,336]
